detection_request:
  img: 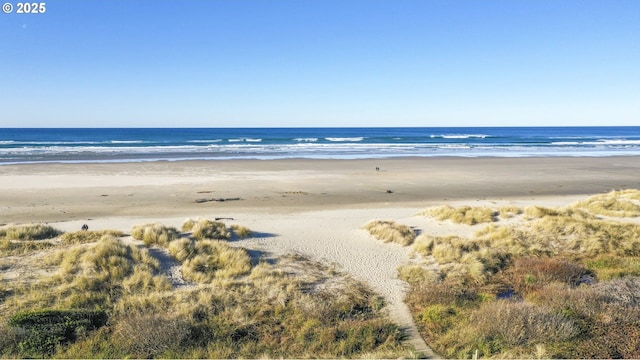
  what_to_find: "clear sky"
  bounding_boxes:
[1,0,638,127]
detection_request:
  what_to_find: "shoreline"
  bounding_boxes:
[2,153,640,166]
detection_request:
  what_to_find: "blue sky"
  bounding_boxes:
[1,0,638,127]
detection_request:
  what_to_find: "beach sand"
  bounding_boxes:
[2,156,640,356]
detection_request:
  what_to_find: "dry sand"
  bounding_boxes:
[2,156,640,356]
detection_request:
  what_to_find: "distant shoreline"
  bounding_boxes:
[3,126,640,164]
[2,153,640,166]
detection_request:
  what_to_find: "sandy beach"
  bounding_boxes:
[2,156,639,224]
[2,156,640,356]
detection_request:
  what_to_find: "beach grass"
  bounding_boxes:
[0,239,56,256]
[0,224,62,241]
[168,238,251,282]
[183,218,231,240]
[572,189,640,217]
[60,229,125,244]
[131,223,179,247]
[0,224,408,359]
[230,224,252,238]
[402,192,640,358]
[421,205,497,225]
[364,220,416,246]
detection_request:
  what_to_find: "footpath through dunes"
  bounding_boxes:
[231,208,438,358]
[56,209,437,357]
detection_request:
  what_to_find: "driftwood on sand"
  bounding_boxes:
[195,197,242,204]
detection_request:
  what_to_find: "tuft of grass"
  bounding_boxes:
[421,205,497,225]
[230,224,252,239]
[191,219,230,240]
[0,224,62,240]
[498,206,523,218]
[397,264,439,285]
[572,189,640,217]
[168,239,251,282]
[524,205,560,218]
[0,239,55,256]
[584,255,640,280]
[181,218,196,232]
[363,220,416,246]
[183,219,253,240]
[60,230,125,244]
[131,223,179,247]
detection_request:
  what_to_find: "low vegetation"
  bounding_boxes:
[0,224,62,240]
[364,220,416,246]
[421,205,497,225]
[572,189,640,217]
[168,238,252,282]
[0,221,408,358]
[230,224,252,238]
[0,239,55,256]
[131,223,179,247]
[404,191,640,358]
[60,229,125,244]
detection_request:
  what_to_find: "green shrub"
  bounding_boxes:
[496,257,590,295]
[8,309,107,357]
[585,256,640,280]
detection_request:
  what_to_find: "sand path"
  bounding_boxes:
[55,208,436,356]
[213,208,438,357]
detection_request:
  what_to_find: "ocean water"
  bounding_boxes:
[1,127,640,164]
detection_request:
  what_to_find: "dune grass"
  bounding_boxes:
[191,219,230,240]
[60,229,125,244]
[403,191,640,358]
[364,220,416,246]
[397,264,439,285]
[230,224,252,238]
[0,239,56,256]
[0,223,408,359]
[182,219,253,240]
[421,205,497,225]
[498,206,522,218]
[131,223,179,247]
[572,189,640,217]
[168,238,251,282]
[0,224,62,240]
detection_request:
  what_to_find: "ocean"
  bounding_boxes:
[1,127,640,164]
